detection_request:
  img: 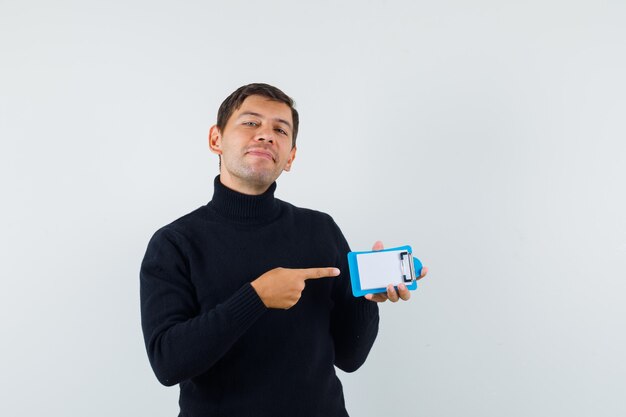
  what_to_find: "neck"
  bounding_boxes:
[219,171,272,195]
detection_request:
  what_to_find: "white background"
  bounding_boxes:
[1,1,625,416]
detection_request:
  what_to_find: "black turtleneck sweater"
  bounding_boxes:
[140,177,379,417]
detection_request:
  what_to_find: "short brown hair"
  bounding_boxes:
[217,83,299,147]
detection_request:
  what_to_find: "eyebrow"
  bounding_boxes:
[238,111,292,130]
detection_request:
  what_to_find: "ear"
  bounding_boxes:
[208,125,222,155]
[283,146,297,172]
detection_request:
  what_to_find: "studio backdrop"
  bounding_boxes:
[1,1,625,416]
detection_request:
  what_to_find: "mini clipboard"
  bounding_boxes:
[347,245,423,297]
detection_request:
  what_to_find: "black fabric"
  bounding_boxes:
[140,176,379,417]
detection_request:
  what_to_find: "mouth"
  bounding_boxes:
[245,148,276,162]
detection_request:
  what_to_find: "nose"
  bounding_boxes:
[254,125,274,144]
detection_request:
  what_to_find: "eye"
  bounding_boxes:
[243,121,258,127]
[275,128,288,136]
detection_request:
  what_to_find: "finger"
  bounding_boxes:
[299,267,341,280]
[365,292,389,303]
[397,283,411,301]
[417,266,429,281]
[372,240,384,251]
[387,284,400,302]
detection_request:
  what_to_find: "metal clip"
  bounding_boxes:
[400,251,416,283]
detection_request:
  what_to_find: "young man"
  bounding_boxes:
[140,83,427,416]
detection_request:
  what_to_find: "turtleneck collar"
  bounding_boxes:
[207,175,280,223]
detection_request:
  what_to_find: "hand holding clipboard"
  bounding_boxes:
[347,241,428,302]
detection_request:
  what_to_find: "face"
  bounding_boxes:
[209,95,297,194]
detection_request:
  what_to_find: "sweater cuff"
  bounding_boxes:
[223,283,268,328]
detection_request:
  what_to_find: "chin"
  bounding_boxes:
[237,168,279,186]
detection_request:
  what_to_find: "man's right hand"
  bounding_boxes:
[250,267,340,309]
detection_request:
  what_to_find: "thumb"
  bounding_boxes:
[372,240,384,251]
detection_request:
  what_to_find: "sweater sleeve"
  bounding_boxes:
[328,219,380,373]
[140,227,267,386]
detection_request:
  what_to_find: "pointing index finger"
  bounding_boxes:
[300,267,340,280]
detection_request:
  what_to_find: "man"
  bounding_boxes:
[140,83,427,416]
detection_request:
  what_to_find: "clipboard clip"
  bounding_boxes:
[400,251,417,283]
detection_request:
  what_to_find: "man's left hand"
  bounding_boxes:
[364,241,428,303]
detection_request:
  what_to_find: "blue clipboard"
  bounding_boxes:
[347,245,423,297]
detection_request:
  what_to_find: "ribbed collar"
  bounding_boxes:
[207,176,280,223]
